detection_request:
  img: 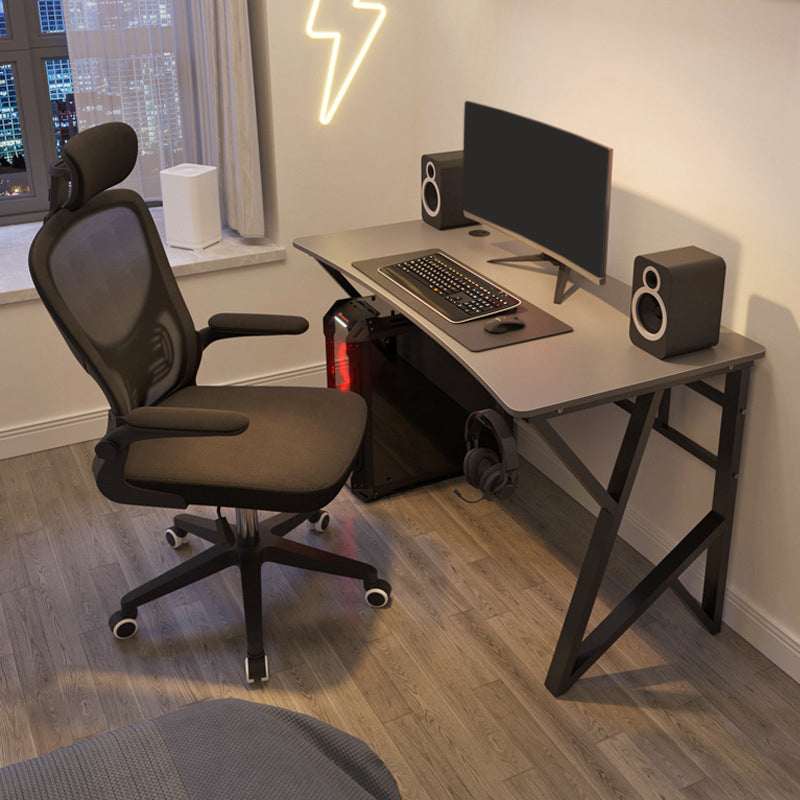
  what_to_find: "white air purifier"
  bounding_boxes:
[159,163,222,250]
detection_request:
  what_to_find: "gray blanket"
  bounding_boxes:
[0,699,401,800]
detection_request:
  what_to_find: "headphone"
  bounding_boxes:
[460,409,518,502]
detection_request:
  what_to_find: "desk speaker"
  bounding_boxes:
[421,151,473,229]
[629,246,725,359]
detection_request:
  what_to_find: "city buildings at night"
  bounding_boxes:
[1,1,183,202]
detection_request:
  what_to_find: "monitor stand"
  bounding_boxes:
[487,254,571,304]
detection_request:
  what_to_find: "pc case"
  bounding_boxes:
[324,296,494,501]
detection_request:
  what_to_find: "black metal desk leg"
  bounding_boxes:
[701,366,751,631]
[315,258,362,298]
[541,390,663,696]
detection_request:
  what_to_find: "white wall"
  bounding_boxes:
[1,0,798,681]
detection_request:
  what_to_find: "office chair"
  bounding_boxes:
[28,122,391,683]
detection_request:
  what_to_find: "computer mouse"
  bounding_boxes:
[484,315,526,334]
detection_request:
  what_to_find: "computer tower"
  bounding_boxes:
[324,296,494,501]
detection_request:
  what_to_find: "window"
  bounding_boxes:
[0,2,263,236]
[0,0,77,224]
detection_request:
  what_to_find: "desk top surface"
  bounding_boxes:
[295,221,765,418]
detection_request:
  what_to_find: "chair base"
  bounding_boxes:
[108,508,391,682]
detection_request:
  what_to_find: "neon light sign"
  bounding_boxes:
[306,0,387,125]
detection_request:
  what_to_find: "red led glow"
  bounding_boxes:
[326,313,353,392]
[334,340,351,391]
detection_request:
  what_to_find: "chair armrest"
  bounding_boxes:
[98,406,249,454]
[123,406,249,436]
[93,406,249,508]
[199,313,309,348]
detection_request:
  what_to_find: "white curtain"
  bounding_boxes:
[172,1,264,238]
[62,0,264,237]
[62,1,186,201]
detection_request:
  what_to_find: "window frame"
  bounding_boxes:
[0,0,70,224]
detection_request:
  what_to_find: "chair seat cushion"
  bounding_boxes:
[124,385,367,511]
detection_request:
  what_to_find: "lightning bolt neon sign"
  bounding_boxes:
[306,0,387,125]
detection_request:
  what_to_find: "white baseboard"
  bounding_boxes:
[514,421,800,685]
[0,363,328,461]
[233,362,327,389]
[0,409,109,461]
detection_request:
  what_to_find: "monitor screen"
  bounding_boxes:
[462,102,612,284]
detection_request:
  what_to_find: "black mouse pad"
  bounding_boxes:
[352,250,572,352]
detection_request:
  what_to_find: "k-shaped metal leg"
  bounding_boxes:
[534,391,663,696]
[530,366,752,695]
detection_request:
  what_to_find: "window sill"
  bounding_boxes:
[0,208,286,307]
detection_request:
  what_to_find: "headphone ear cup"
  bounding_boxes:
[463,447,499,488]
[479,462,508,498]
[494,471,517,500]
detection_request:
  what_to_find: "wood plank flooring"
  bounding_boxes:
[1,440,799,798]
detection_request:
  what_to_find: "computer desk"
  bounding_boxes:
[294,220,765,696]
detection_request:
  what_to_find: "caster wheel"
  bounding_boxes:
[245,654,269,684]
[364,579,391,608]
[309,510,330,534]
[165,525,190,549]
[109,610,138,639]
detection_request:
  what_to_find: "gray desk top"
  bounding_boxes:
[295,221,765,418]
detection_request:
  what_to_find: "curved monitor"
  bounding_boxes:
[462,102,612,288]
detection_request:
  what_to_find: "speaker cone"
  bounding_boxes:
[636,293,663,334]
[421,173,440,218]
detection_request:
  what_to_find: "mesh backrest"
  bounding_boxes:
[29,189,200,415]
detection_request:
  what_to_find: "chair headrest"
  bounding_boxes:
[59,122,139,210]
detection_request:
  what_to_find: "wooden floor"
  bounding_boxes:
[1,441,799,798]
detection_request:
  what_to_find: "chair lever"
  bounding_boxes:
[216,512,237,546]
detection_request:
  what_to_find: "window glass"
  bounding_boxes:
[45,57,76,154]
[38,0,66,35]
[70,48,183,199]
[0,0,71,221]
[0,62,32,198]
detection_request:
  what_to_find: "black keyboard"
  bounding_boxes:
[378,251,520,323]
